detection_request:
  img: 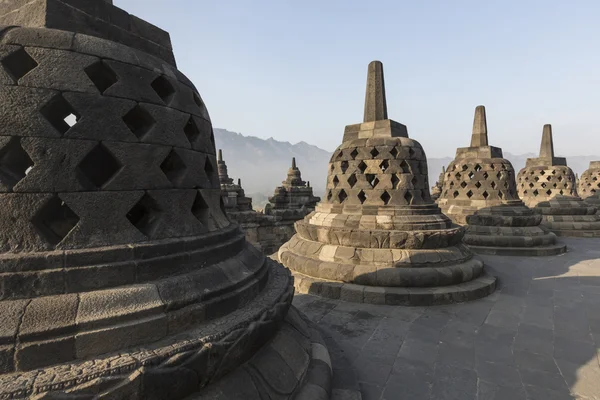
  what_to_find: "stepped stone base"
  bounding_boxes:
[291,270,496,306]
[536,196,600,238]
[465,243,567,256]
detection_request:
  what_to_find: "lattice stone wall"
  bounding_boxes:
[0,27,227,252]
[579,163,600,199]
[324,137,431,207]
[516,165,576,206]
[441,159,517,202]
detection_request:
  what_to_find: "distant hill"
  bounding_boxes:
[214,128,600,206]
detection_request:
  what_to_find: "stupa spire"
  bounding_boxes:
[218,148,223,162]
[539,124,555,158]
[363,60,388,122]
[292,157,296,169]
[470,105,489,147]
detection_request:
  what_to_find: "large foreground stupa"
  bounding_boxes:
[0,1,331,399]
[278,61,496,306]
[437,107,565,255]
[517,125,600,237]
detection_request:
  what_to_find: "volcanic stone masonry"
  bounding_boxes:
[437,107,566,255]
[277,61,496,306]
[430,165,445,201]
[579,161,600,211]
[218,149,295,254]
[0,1,332,399]
[517,125,600,237]
[264,157,320,248]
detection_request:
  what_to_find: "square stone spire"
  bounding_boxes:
[0,0,175,65]
[455,105,503,159]
[343,60,408,142]
[525,124,567,167]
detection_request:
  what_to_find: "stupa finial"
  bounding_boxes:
[363,60,388,122]
[292,157,297,169]
[218,149,223,162]
[540,124,555,158]
[470,105,489,147]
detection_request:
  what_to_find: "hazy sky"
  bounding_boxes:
[118,0,600,157]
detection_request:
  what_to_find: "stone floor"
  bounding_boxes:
[293,238,600,400]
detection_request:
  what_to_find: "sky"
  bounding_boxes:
[118,0,600,158]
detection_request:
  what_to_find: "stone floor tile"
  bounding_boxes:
[477,380,527,400]
[358,382,382,400]
[476,360,523,388]
[518,368,570,393]
[524,384,573,400]
[514,349,560,374]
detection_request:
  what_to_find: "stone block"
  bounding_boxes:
[16,335,75,371]
[19,293,78,339]
[0,299,29,341]
[340,284,364,303]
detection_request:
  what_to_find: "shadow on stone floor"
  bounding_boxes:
[292,237,600,400]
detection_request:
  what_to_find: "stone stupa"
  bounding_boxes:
[437,107,565,255]
[278,61,496,306]
[517,125,600,237]
[0,1,332,399]
[430,166,445,201]
[579,161,600,210]
[218,149,253,212]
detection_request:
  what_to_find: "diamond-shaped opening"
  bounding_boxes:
[404,191,413,205]
[553,183,558,188]
[408,148,415,158]
[466,190,473,198]
[560,189,564,195]
[533,189,539,196]
[204,157,216,185]
[127,193,162,237]
[0,137,34,189]
[541,182,547,188]
[450,181,455,187]
[468,171,474,179]
[2,47,38,82]
[587,183,592,187]
[483,172,489,179]
[411,176,418,186]
[332,175,340,187]
[490,181,497,189]
[462,164,468,171]
[552,170,556,175]
[455,172,461,180]
[191,191,210,226]
[151,75,175,105]
[474,164,482,172]
[341,160,349,174]
[498,191,504,199]
[496,172,502,179]
[350,148,359,159]
[540,170,546,175]
[594,177,598,181]
[529,183,534,188]
[161,149,187,185]
[523,190,528,195]
[546,175,552,181]
[400,160,411,174]
[347,174,357,188]
[391,174,399,189]
[557,176,563,182]
[534,176,540,182]
[490,164,495,170]
[32,196,79,246]
[338,189,348,203]
[40,95,80,134]
[336,150,344,159]
[482,190,489,199]
[546,189,552,196]
[381,191,391,205]
[77,143,121,189]
[379,160,389,172]
[358,161,367,174]
[370,148,379,158]
[390,147,398,158]
[184,116,200,145]
[366,174,379,188]
[460,181,467,188]
[330,164,335,172]
[327,190,332,201]
[504,181,508,188]
[453,190,459,198]
[84,60,118,93]
[475,181,482,188]
[358,190,366,204]
[122,105,156,139]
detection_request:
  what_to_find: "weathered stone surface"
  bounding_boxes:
[438,107,566,256]
[0,3,330,399]
[278,62,495,305]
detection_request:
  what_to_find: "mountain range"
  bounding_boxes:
[214,128,599,208]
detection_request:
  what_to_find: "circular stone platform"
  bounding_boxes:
[277,61,496,306]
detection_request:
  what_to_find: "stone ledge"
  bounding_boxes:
[466,242,567,256]
[291,270,496,306]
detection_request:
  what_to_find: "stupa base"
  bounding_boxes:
[547,229,600,238]
[291,270,496,306]
[466,243,567,256]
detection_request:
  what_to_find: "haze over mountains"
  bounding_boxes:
[214,128,600,208]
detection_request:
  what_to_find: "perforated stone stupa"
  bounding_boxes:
[0,2,332,399]
[579,161,600,210]
[517,126,600,237]
[277,61,496,306]
[437,107,565,255]
[430,166,445,201]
